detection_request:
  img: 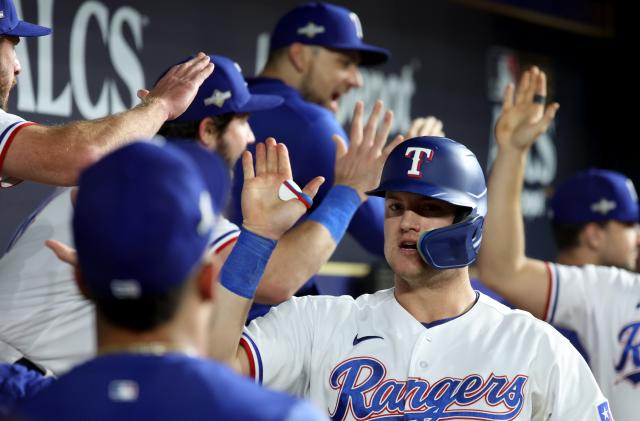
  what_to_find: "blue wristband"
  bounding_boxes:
[307,185,361,242]
[220,229,277,299]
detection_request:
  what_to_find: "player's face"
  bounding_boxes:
[383,191,457,282]
[0,36,21,111]
[299,47,362,113]
[597,220,639,271]
[218,114,255,167]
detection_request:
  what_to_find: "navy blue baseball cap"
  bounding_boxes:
[0,0,51,37]
[549,169,639,225]
[167,55,283,123]
[270,2,390,66]
[73,141,229,299]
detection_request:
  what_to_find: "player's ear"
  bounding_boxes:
[287,43,308,73]
[197,255,220,302]
[73,267,92,300]
[198,117,219,151]
[582,222,604,250]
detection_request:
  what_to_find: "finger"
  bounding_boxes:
[422,117,436,136]
[349,101,364,146]
[45,240,78,266]
[185,54,214,78]
[265,137,278,174]
[363,100,383,146]
[137,89,150,101]
[501,83,514,112]
[407,118,424,138]
[514,70,530,104]
[277,143,293,179]
[524,66,540,103]
[431,119,444,137]
[537,69,547,98]
[302,176,326,199]
[382,134,406,157]
[242,151,255,179]
[332,135,348,159]
[374,110,394,152]
[255,143,266,176]
[536,103,559,133]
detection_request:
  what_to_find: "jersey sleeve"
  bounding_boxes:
[535,323,612,420]
[0,112,36,188]
[544,263,634,357]
[209,216,240,254]
[241,296,319,396]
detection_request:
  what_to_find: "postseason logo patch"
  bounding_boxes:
[597,401,612,421]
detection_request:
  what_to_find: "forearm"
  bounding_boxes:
[255,220,336,304]
[207,229,277,373]
[479,145,529,283]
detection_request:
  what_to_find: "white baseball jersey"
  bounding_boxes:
[545,262,639,421]
[0,188,240,374]
[0,109,36,188]
[242,289,611,420]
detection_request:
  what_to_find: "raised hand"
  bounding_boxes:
[332,100,405,201]
[138,52,214,121]
[241,138,324,240]
[495,66,560,152]
[407,116,445,138]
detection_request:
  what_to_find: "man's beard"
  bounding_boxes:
[0,78,15,111]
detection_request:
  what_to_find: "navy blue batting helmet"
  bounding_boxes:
[367,136,487,269]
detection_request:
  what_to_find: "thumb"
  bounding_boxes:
[45,239,78,267]
[332,135,348,160]
[137,89,150,101]
[302,176,325,199]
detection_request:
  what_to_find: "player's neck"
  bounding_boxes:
[95,313,202,358]
[557,247,597,266]
[393,268,476,324]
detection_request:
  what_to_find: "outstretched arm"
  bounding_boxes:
[208,138,322,374]
[476,67,559,319]
[2,53,213,186]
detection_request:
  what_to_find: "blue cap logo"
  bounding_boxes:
[203,89,232,108]
[297,22,325,38]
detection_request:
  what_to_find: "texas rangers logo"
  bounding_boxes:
[297,22,325,38]
[405,147,434,178]
[614,321,640,385]
[204,89,232,108]
[329,357,527,420]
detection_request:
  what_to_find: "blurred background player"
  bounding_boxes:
[477,66,638,420]
[15,141,327,420]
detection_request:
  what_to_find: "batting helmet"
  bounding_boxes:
[367,136,487,269]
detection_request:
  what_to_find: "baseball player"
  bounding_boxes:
[477,66,638,420]
[229,2,393,319]
[15,141,327,420]
[208,129,610,419]
[0,0,212,187]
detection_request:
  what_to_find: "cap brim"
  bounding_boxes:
[233,93,284,113]
[4,21,52,37]
[327,42,390,66]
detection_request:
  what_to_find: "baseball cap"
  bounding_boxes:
[73,141,229,299]
[0,0,51,37]
[167,55,284,123]
[549,169,639,224]
[269,2,390,66]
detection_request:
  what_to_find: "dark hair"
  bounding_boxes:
[552,220,608,252]
[158,113,236,140]
[92,281,190,332]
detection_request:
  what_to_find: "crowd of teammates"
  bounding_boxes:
[0,0,637,420]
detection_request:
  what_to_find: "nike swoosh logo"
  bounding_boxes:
[353,334,384,346]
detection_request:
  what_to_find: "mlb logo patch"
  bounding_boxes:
[597,401,613,421]
[109,380,139,402]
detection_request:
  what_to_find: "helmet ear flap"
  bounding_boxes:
[417,216,484,269]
